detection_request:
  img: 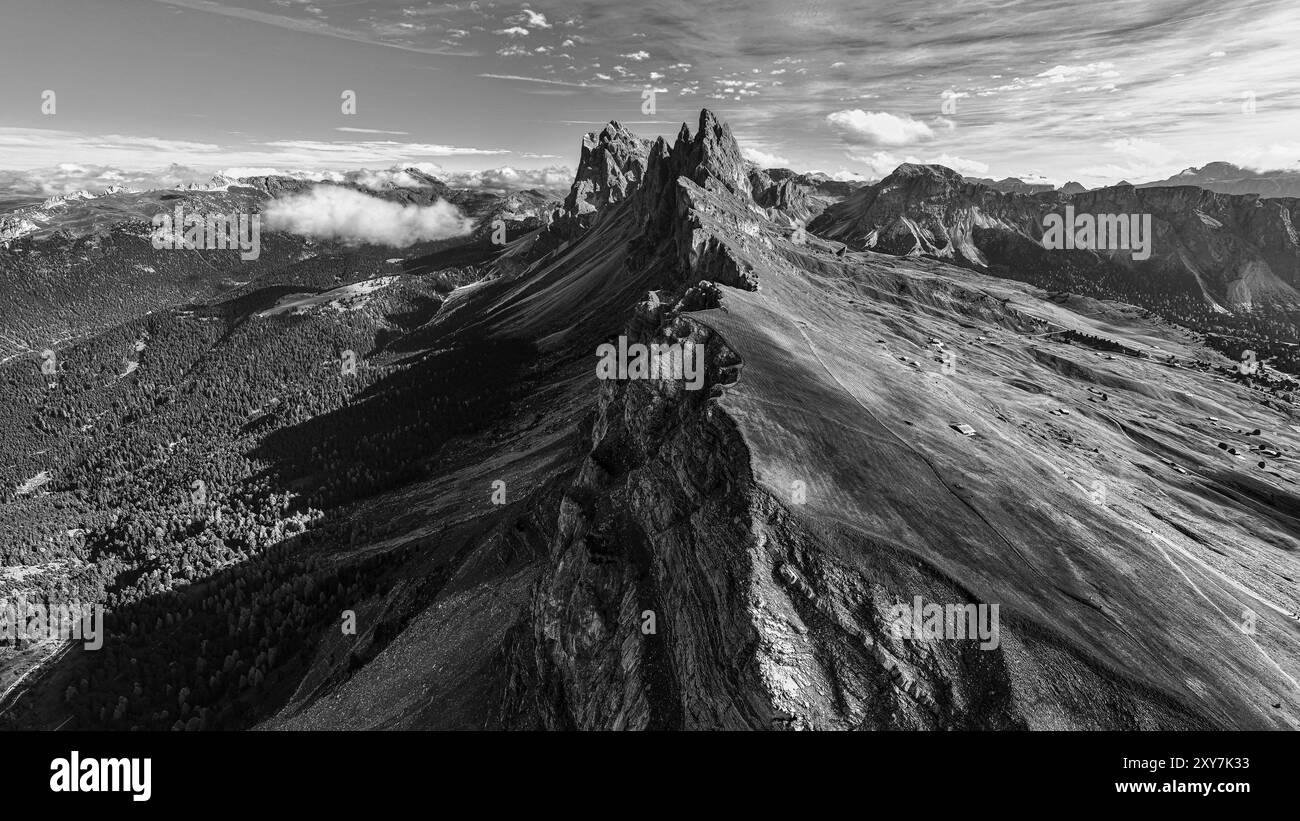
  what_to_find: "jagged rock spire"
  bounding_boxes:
[563,120,652,218]
[672,110,752,200]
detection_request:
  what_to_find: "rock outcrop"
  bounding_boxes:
[562,121,652,219]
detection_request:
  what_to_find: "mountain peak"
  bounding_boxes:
[887,163,965,184]
[597,120,637,144]
[562,119,652,217]
[673,108,752,199]
[877,164,969,196]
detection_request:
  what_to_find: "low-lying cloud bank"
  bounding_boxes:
[438,165,572,193]
[262,186,475,246]
[227,163,573,194]
[0,163,209,196]
[0,162,574,199]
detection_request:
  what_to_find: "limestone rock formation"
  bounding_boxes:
[811,164,1300,310]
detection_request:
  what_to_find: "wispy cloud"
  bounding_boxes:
[335,127,411,136]
[433,165,573,192]
[478,73,590,87]
[739,140,790,168]
[505,9,551,29]
[827,110,934,147]
[0,127,509,174]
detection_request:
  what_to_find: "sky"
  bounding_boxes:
[0,0,1297,195]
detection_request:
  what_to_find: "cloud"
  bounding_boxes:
[437,165,573,193]
[263,139,509,160]
[262,186,474,246]
[741,144,790,167]
[494,26,530,37]
[827,110,934,147]
[1104,137,1177,165]
[1036,62,1119,83]
[926,153,990,177]
[335,127,410,135]
[346,168,434,191]
[222,167,343,182]
[478,73,589,88]
[0,127,508,173]
[505,9,551,28]
[827,169,868,182]
[0,157,573,203]
[621,50,650,61]
[1076,137,1183,182]
[1225,142,1300,172]
[0,163,217,196]
[846,151,908,178]
[0,128,221,170]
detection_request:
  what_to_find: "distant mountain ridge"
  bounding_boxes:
[1138,161,1300,199]
[810,162,1300,311]
[964,176,1056,195]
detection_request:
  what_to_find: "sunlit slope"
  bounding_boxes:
[694,241,1300,728]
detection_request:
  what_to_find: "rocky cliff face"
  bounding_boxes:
[562,121,652,219]
[0,215,39,244]
[810,163,1046,265]
[1069,184,1300,309]
[748,167,862,226]
[811,164,1300,310]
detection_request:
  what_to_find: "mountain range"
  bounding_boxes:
[2,111,1299,731]
[811,163,1300,315]
[1138,162,1300,199]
